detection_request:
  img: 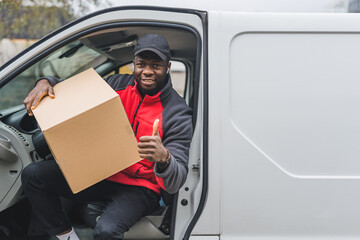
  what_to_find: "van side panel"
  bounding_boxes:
[218,12,360,239]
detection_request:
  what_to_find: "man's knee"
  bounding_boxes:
[21,163,39,188]
[21,162,51,193]
[93,220,125,240]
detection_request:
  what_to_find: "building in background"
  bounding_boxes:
[331,0,349,12]
[349,0,360,12]
[331,0,360,12]
[0,0,106,66]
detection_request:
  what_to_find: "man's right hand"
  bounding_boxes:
[23,79,55,116]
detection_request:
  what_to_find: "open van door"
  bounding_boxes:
[0,7,208,240]
[203,12,360,240]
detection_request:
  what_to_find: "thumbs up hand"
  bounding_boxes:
[152,119,160,136]
[138,119,169,166]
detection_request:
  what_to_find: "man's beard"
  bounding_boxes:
[136,75,168,96]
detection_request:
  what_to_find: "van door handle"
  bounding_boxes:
[0,135,18,163]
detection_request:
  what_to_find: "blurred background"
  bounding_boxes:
[1,0,360,66]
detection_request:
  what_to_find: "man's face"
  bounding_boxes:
[133,52,170,95]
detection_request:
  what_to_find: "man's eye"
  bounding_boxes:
[137,63,144,67]
[153,64,160,68]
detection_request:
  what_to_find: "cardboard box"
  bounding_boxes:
[33,68,140,193]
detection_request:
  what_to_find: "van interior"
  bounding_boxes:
[0,25,200,240]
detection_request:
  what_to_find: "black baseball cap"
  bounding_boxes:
[133,34,171,60]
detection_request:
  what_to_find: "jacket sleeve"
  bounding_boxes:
[154,92,193,194]
[35,76,63,86]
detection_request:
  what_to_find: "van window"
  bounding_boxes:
[170,61,186,97]
[0,41,107,110]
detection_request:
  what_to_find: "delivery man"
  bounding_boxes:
[21,34,193,240]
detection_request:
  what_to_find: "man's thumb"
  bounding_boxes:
[48,87,55,99]
[152,119,159,136]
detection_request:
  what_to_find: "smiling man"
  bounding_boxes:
[21,34,193,240]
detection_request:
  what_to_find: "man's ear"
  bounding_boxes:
[167,61,171,74]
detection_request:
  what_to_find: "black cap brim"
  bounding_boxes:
[134,47,167,60]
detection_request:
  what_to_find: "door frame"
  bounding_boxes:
[0,6,209,240]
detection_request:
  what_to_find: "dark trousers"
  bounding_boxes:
[21,160,160,240]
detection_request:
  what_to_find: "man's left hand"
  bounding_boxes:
[138,121,168,164]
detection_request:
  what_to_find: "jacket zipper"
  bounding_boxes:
[134,122,140,136]
[131,99,143,129]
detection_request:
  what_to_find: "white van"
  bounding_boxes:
[1,4,360,240]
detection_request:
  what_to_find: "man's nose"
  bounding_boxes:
[143,65,153,75]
